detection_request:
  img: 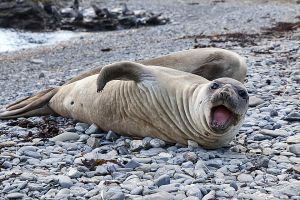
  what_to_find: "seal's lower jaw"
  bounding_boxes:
[210,105,237,133]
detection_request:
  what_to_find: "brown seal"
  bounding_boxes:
[65,48,247,84]
[0,48,248,148]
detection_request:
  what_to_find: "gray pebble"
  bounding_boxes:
[270,109,278,117]
[2,161,12,169]
[57,188,70,197]
[78,134,89,142]
[141,148,166,156]
[287,135,300,144]
[130,186,143,195]
[67,167,81,178]
[187,140,199,148]
[159,183,179,193]
[185,185,203,198]
[106,130,119,141]
[85,188,100,198]
[125,160,141,169]
[249,96,264,107]
[86,136,100,148]
[6,192,24,199]
[205,159,223,168]
[150,138,166,148]
[95,166,109,175]
[130,140,144,151]
[154,174,170,187]
[23,151,42,159]
[142,137,153,149]
[58,175,73,188]
[257,157,269,168]
[289,144,300,155]
[230,181,238,191]
[284,112,300,122]
[85,123,101,135]
[103,188,125,200]
[237,174,253,183]
[183,196,199,200]
[142,191,175,200]
[75,122,89,132]
[183,152,197,163]
[253,133,273,141]
[260,129,288,137]
[51,132,80,142]
[117,146,129,155]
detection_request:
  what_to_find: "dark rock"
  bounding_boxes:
[142,137,152,149]
[289,144,300,156]
[270,110,278,117]
[257,157,269,168]
[106,130,119,141]
[284,112,300,122]
[253,133,273,141]
[230,182,238,191]
[39,72,45,79]
[85,123,101,135]
[0,0,59,30]
[117,146,129,155]
[124,160,140,169]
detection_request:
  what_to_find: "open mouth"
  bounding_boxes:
[210,105,234,130]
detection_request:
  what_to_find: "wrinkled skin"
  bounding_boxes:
[0,48,249,148]
[49,62,248,149]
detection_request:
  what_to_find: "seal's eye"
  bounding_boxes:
[210,82,220,90]
[238,90,248,99]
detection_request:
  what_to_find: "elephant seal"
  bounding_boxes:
[64,48,247,84]
[0,61,248,149]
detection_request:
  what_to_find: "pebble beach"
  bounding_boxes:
[0,0,299,199]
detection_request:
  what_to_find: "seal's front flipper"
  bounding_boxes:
[96,61,154,92]
[0,88,58,119]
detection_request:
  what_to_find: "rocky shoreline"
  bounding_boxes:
[0,0,299,199]
[0,0,168,31]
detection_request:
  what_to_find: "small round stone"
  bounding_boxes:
[154,174,170,187]
[150,138,166,148]
[6,193,24,199]
[237,174,253,183]
[58,175,73,188]
[51,132,80,142]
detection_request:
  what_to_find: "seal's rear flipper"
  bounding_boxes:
[0,88,58,119]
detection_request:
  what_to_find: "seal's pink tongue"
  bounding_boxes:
[213,106,232,126]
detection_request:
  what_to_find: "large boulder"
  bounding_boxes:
[0,0,60,30]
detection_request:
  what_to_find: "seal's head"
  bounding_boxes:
[202,78,249,134]
[192,77,248,149]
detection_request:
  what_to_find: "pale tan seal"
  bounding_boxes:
[0,48,248,148]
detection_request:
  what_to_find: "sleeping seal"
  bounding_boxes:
[0,48,248,148]
[65,48,247,84]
